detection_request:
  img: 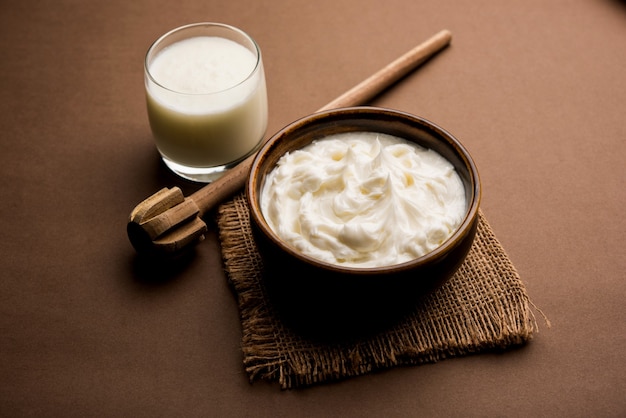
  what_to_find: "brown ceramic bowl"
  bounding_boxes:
[246,107,481,338]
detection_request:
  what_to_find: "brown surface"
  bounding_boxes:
[1,0,624,416]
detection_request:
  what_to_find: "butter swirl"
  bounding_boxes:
[260,132,467,267]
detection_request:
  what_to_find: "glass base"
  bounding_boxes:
[159,138,264,183]
[161,157,241,183]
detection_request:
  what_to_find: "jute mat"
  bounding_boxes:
[216,191,540,389]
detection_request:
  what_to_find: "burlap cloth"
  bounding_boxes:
[216,192,541,389]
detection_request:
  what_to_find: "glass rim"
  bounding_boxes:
[144,22,262,96]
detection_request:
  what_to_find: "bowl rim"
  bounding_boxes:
[247,106,481,275]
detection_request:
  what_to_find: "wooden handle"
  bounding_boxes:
[191,29,452,215]
[320,29,451,111]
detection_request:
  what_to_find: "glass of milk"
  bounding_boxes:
[144,23,268,182]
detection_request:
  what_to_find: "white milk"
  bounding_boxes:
[146,36,267,169]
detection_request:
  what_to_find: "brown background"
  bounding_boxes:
[1,0,625,416]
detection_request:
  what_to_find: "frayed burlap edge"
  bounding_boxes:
[217,192,543,389]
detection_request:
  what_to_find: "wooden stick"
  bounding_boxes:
[128,30,452,255]
[322,29,452,110]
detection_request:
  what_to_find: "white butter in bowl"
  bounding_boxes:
[260,132,467,268]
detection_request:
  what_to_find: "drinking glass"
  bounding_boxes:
[145,23,268,182]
